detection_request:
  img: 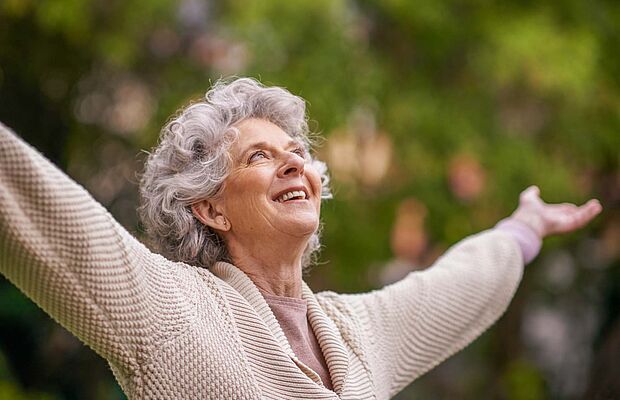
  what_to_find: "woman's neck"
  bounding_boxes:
[226,236,306,298]
[246,268,302,298]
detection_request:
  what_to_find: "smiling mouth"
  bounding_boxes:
[274,190,307,203]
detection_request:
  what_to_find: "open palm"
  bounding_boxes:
[511,186,602,238]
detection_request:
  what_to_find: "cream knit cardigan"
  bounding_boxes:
[0,122,523,399]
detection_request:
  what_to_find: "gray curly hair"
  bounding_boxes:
[139,77,331,270]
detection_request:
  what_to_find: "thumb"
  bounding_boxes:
[520,185,541,203]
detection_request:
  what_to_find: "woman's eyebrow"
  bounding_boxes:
[238,141,270,159]
[240,139,303,158]
[287,139,305,149]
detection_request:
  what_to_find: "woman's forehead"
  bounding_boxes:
[233,118,301,152]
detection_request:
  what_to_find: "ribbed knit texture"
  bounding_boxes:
[0,122,524,399]
[262,292,333,390]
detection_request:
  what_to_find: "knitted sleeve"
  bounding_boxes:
[0,123,193,380]
[331,230,523,398]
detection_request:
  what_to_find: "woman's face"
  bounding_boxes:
[215,118,322,241]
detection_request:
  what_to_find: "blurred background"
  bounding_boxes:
[0,0,618,399]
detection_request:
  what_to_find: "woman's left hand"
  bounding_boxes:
[510,186,603,239]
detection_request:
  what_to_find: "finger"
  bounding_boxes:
[554,199,602,233]
[575,202,602,227]
[583,199,603,216]
[554,203,578,212]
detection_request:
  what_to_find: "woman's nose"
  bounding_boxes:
[277,152,305,178]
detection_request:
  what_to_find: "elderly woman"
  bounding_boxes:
[0,78,601,399]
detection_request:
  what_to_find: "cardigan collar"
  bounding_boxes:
[211,261,350,394]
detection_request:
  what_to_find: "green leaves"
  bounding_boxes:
[478,11,599,98]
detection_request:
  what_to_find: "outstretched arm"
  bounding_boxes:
[324,186,601,398]
[0,123,193,380]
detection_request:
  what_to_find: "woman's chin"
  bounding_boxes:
[274,214,320,238]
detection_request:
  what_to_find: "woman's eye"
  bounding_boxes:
[249,151,267,163]
[293,148,307,158]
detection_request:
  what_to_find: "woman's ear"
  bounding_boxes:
[191,200,230,232]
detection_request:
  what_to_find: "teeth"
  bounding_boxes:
[277,190,306,202]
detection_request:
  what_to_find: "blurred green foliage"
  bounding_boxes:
[0,0,618,399]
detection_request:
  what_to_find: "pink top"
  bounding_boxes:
[262,292,334,390]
